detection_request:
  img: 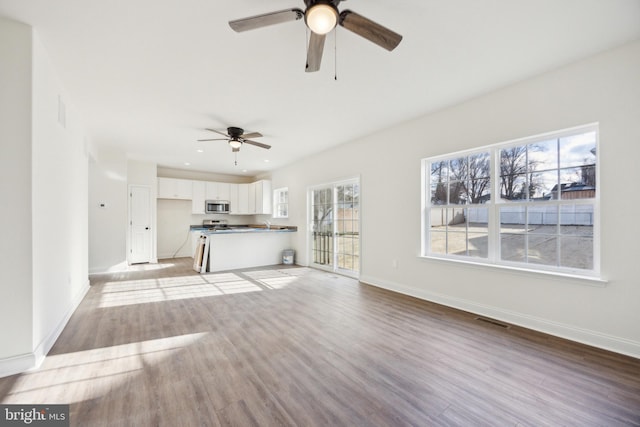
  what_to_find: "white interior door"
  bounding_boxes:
[129,185,152,264]
[309,179,360,277]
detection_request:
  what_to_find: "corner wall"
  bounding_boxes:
[0,18,90,377]
[0,17,34,366]
[270,40,640,358]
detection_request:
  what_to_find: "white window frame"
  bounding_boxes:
[421,123,600,280]
[272,187,289,219]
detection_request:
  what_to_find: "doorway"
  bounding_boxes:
[309,178,360,277]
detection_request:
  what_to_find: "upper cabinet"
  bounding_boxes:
[159,177,271,215]
[192,180,206,214]
[205,182,230,201]
[253,180,272,215]
[158,177,193,200]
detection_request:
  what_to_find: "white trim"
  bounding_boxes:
[0,353,36,379]
[359,274,640,359]
[0,279,90,378]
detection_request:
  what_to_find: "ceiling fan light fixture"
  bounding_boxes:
[229,139,242,149]
[305,3,338,35]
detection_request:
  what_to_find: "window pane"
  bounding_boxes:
[468,233,488,258]
[500,206,526,229]
[501,234,525,262]
[500,146,528,200]
[431,183,447,204]
[449,157,468,181]
[500,173,527,201]
[469,153,490,179]
[430,208,447,230]
[560,204,593,226]
[559,168,596,199]
[561,236,593,270]
[528,234,558,266]
[467,207,488,230]
[430,231,447,255]
[528,138,558,172]
[448,181,467,204]
[466,178,490,204]
[431,161,448,182]
[559,131,597,169]
[447,231,467,255]
[530,170,558,200]
[528,205,557,228]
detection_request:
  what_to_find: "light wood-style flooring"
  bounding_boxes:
[1,258,639,426]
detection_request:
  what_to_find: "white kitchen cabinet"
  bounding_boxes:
[253,180,272,215]
[230,183,250,215]
[205,181,230,201]
[229,183,239,214]
[158,177,193,200]
[191,180,206,214]
[248,182,256,214]
[228,180,270,215]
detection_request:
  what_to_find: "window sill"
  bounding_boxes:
[418,255,608,287]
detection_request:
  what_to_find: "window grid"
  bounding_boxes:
[423,124,599,277]
[273,187,288,219]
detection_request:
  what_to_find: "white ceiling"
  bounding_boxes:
[1,0,639,176]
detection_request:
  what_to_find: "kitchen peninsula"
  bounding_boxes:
[192,225,297,273]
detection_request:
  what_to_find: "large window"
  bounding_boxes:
[422,124,599,277]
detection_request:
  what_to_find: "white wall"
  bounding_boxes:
[31,33,89,363]
[88,147,128,273]
[269,40,640,358]
[0,17,90,377]
[0,18,34,364]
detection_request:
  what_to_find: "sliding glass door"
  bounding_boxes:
[310,179,360,277]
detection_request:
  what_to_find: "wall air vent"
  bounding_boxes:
[475,317,510,329]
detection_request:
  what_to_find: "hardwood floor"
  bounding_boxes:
[1,258,639,426]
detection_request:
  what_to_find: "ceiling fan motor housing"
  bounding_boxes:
[304,0,341,8]
[227,127,244,138]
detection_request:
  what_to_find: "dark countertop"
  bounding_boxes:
[190,224,297,234]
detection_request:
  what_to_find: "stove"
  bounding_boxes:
[203,219,229,230]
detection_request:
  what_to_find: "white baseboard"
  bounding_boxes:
[0,353,36,379]
[0,279,90,379]
[359,274,640,360]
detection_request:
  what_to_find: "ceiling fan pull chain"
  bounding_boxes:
[334,28,338,81]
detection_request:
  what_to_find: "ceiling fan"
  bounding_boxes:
[229,0,402,72]
[198,127,271,152]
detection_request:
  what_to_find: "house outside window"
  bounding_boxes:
[422,124,599,277]
[273,187,288,218]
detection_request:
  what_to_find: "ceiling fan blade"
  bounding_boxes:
[243,139,272,150]
[339,10,402,51]
[229,8,304,32]
[197,138,228,142]
[205,128,230,138]
[240,132,263,139]
[305,32,326,73]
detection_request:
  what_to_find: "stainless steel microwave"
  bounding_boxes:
[205,200,230,214]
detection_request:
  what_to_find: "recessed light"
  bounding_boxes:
[184,162,191,166]
[196,149,204,153]
[242,169,248,173]
[264,159,270,163]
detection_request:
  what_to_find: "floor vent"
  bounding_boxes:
[475,317,510,329]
